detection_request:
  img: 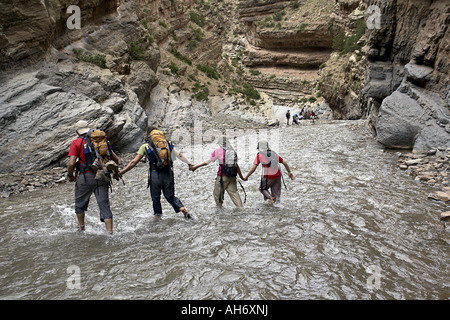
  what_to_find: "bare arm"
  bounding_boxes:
[67,155,78,182]
[244,164,258,180]
[120,153,144,175]
[282,160,294,180]
[111,151,119,166]
[173,149,192,165]
[191,158,212,172]
[237,165,245,180]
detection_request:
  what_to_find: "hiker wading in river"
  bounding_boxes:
[244,140,294,203]
[67,120,120,234]
[120,126,193,219]
[191,136,246,209]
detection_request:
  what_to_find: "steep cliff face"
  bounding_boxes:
[0,0,266,173]
[317,0,367,119]
[1,0,448,174]
[0,0,160,173]
[363,0,450,151]
[0,0,119,70]
[236,0,335,105]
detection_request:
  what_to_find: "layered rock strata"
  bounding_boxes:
[0,0,159,173]
[237,0,335,104]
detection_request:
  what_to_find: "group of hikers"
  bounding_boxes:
[285,108,316,125]
[67,120,295,234]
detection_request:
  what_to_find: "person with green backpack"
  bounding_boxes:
[190,136,246,209]
[119,126,193,219]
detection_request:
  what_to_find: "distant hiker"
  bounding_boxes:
[244,140,294,203]
[286,110,291,125]
[293,114,299,124]
[119,126,193,219]
[67,120,120,234]
[311,110,316,123]
[190,136,246,208]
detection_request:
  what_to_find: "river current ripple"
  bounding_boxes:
[0,121,448,299]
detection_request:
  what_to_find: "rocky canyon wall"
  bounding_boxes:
[1,0,449,174]
[0,0,161,173]
[363,0,449,151]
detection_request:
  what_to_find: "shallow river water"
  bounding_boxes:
[0,121,448,300]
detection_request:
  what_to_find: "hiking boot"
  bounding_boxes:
[95,169,111,183]
[105,160,118,172]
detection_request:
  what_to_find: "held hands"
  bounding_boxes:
[113,171,121,181]
[189,164,198,172]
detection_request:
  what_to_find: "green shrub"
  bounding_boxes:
[188,74,198,82]
[73,48,107,69]
[197,64,220,80]
[190,11,205,27]
[228,82,261,102]
[190,26,204,41]
[242,83,260,100]
[192,82,209,101]
[169,62,179,75]
[169,48,192,65]
[332,18,366,56]
[299,23,308,31]
[129,39,150,60]
[273,9,285,22]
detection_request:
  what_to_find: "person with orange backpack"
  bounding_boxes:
[67,120,120,234]
[119,126,193,219]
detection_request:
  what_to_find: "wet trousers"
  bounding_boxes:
[259,176,282,201]
[214,176,243,208]
[74,171,112,221]
[149,170,184,215]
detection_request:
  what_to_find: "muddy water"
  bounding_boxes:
[0,121,448,299]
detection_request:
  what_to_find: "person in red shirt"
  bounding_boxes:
[243,140,294,203]
[67,120,119,234]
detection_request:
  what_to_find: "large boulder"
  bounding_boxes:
[376,90,424,149]
[376,87,450,151]
[364,0,450,151]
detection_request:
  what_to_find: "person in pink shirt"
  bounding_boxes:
[244,140,294,203]
[191,137,246,208]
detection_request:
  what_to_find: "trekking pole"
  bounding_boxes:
[238,180,247,203]
[280,167,288,190]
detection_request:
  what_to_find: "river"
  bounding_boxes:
[0,120,448,300]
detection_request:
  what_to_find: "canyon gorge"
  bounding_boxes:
[0,0,449,173]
